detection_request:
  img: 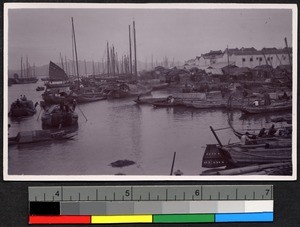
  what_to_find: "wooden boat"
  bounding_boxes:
[106,83,152,99]
[153,99,183,108]
[202,144,291,169]
[8,129,76,145]
[36,86,45,91]
[9,100,37,117]
[12,77,39,84]
[134,97,167,105]
[42,92,73,105]
[240,100,292,114]
[186,101,226,109]
[41,104,78,129]
[74,94,106,103]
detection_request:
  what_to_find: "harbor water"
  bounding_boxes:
[7,82,290,176]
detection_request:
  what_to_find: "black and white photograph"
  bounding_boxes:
[3,3,297,180]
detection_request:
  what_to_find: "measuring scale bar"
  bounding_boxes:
[29,185,273,224]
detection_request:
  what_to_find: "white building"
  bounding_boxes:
[195,47,292,69]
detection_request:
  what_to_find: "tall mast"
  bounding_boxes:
[71,17,80,85]
[60,52,64,71]
[65,56,68,76]
[33,63,36,77]
[92,60,95,75]
[129,25,133,75]
[20,56,23,78]
[107,42,110,76]
[133,20,137,78]
[26,55,29,78]
[284,37,292,65]
[227,45,230,75]
[71,24,76,76]
[84,59,87,76]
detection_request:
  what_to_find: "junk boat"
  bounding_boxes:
[9,99,37,118]
[134,97,168,105]
[8,129,76,145]
[240,100,292,114]
[41,104,78,129]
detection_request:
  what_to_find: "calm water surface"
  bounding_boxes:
[7,82,289,176]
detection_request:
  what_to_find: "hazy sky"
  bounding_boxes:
[7,7,293,69]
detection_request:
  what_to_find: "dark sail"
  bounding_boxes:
[49,61,68,81]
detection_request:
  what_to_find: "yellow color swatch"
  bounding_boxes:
[91,215,153,224]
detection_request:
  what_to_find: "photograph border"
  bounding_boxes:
[3,3,298,181]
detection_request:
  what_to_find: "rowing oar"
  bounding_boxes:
[77,105,88,121]
[170,152,176,175]
[36,107,43,121]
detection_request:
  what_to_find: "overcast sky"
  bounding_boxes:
[7,7,293,69]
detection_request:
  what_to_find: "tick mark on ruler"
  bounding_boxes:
[44,193,46,201]
[227,195,229,200]
[96,189,98,200]
[148,192,150,200]
[253,192,255,200]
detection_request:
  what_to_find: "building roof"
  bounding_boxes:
[201,50,223,59]
[225,47,292,56]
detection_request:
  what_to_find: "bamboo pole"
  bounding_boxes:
[71,17,80,86]
[129,25,132,75]
[210,126,223,147]
[133,20,138,78]
[170,152,176,175]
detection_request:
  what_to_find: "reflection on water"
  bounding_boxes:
[7,83,291,176]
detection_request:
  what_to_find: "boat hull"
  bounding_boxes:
[240,102,292,114]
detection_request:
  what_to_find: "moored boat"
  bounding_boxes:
[8,129,76,145]
[9,99,37,118]
[134,97,167,105]
[41,104,78,129]
[240,100,292,114]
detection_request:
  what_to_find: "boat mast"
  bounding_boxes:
[71,17,80,87]
[20,56,23,78]
[129,25,133,75]
[26,55,29,78]
[227,45,230,75]
[284,37,292,65]
[84,59,87,76]
[133,20,137,78]
[107,42,110,76]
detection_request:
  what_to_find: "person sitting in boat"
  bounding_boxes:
[16,99,21,108]
[281,91,289,100]
[267,124,277,137]
[258,128,266,137]
[34,102,39,108]
[240,132,252,145]
[21,95,27,101]
[72,99,77,111]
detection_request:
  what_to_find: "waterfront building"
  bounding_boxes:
[195,47,292,69]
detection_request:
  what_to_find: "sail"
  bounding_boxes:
[48,61,68,81]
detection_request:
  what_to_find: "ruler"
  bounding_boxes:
[29,185,273,224]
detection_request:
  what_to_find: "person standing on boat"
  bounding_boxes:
[268,124,277,137]
[72,99,77,111]
[240,132,251,145]
[264,92,271,106]
[258,128,266,137]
